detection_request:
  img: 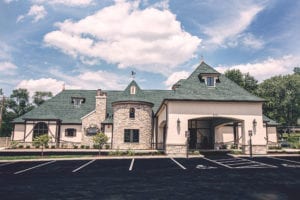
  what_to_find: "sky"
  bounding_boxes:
[0,0,299,97]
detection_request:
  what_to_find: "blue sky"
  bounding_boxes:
[0,0,299,96]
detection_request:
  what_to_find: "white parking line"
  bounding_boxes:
[0,162,16,167]
[170,157,186,170]
[241,158,277,168]
[129,158,135,171]
[202,157,232,169]
[72,159,95,173]
[14,160,56,175]
[269,157,300,165]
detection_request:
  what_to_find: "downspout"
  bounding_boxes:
[57,120,61,148]
[23,120,27,142]
[155,116,158,149]
[163,102,168,151]
[111,124,114,149]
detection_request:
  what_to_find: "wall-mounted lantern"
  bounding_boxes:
[177,118,181,127]
[252,119,257,135]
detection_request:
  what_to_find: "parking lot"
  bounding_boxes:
[0,155,299,199]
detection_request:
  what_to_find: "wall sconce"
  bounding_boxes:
[252,119,257,134]
[177,118,181,126]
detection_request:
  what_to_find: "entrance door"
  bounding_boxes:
[189,129,197,149]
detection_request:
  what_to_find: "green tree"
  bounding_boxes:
[294,67,300,75]
[257,72,300,126]
[225,69,258,94]
[8,88,34,116]
[93,132,109,156]
[33,134,51,157]
[33,91,53,106]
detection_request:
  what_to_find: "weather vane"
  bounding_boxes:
[131,71,136,80]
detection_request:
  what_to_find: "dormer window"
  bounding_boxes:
[207,77,215,87]
[130,86,136,95]
[71,97,85,108]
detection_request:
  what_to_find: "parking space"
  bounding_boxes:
[0,156,299,199]
[1,155,299,176]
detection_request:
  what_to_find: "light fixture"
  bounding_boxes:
[252,119,257,134]
[177,118,181,126]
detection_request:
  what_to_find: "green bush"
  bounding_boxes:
[73,145,78,149]
[18,145,24,149]
[51,145,56,149]
[80,145,85,149]
[10,141,19,149]
[85,145,90,149]
[26,145,31,149]
[93,144,100,149]
[105,144,110,149]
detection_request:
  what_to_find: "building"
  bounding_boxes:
[12,62,277,155]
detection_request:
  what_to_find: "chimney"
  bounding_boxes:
[95,89,107,122]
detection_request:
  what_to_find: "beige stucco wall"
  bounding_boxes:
[104,124,112,143]
[164,101,265,149]
[13,124,25,141]
[112,102,153,149]
[60,124,82,143]
[215,126,234,144]
[267,126,278,143]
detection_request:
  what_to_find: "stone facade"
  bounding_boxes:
[112,102,153,149]
[166,144,187,157]
[81,90,107,145]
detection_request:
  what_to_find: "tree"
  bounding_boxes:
[225,69,258,94]
[93,132,109,156]
[33,91,53,106]
[8,88,34,116]
[294,67,300,75]
[256,72,300,126]
[33,134,51,157]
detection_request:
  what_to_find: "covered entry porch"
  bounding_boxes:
[188,117,244,150]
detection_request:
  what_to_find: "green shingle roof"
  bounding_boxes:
[14,62,264,124]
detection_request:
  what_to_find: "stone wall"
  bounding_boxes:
[166,144,187,157]
[81,90,107,145]
[112,102,153,149]
[242,145,267,154]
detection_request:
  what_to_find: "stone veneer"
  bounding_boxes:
[166,144,187,157]
[242,145,267,154]
[81,90,107,145]
[112,102,153,149]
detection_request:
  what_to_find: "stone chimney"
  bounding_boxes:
[95,89,107,122]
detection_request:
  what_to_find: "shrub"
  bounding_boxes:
[10,141,19,149]
[73,145,78,149]
[93,144,100,149]
[18,145,24,149]
[26,145,31,149]
[85,145,90,149]
[51,145,56,149]
[105,144,110,149]
[80,145,85,149]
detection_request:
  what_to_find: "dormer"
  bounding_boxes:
[199,73,220,87]
[71,97,85,108]
[130,85,136,95]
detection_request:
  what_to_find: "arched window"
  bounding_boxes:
[33,122,48,138]
[129,107,135,119]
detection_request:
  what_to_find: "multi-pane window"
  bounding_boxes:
[65,128,76,137]
[129,108,135,119]
[124,129,139,143]
[33,122,48,138]
[207,77,215,86]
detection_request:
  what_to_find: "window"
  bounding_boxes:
[65,128,76,137]
[129,108,135,119]
[33,122,48,138]
[71,97,85,108]
[124,129,139,143]
[86,127,99,136]
[207,77,215,86]
[130,86,136,94]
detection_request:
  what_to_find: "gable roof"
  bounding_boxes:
[168,62,264,102]
[14,62,264,124]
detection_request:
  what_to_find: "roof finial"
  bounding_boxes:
[131,70,136,80]
[200,54,204,63]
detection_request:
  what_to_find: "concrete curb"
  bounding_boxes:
[0,154,203,163]
[229,153,300,158]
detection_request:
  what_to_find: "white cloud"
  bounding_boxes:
[32,0,94,6]
[16,78,67,96]
[216,55,300,82]
[0,62,17,75]
[164,70,189,89]
[203,2,265,48]
[48,69,128,90]
[17,5,47,23]
[44,0,201,75]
